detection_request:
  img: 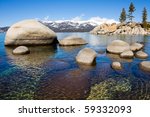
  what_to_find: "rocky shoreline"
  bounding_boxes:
[90,22,150,35]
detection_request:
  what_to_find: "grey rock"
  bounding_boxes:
[107,40,130,54]
[76,48,97,65]
[13,46,30,55]
[111,62,122,70]
[130,43,143,51]
[120,50,134,58]
[5,19,57,46]
[140,61,150,72]
[135,51,148,59]
[59,36,87,46]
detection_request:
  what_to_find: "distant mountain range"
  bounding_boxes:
[41,18,117,32]
[0,18,118,32]
[0,27,9,33]
[42,21,96,32]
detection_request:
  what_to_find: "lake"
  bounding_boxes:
[0,32,150,100]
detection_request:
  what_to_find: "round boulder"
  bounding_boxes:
[111,62,122,70]
[5,19,57,45]
[76,48,97,65]
[130,43,143,51]
[59,36,87,46]
[120,50,134,58]
[107,40,130,54]
[140,61,150,72]
[13,46,30,55]
[135,51,148,59]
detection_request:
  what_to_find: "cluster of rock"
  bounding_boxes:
[91,22,148,35]
[4,19,58,55]
[106,40,148,59]
[4,19,97,65]
[4,19,150,72]
[107,40,149,71]
[5,19,88,54]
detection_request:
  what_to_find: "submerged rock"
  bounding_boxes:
[135,51,148,59]
[13,46,30,55]
[120,50,134,58]
[107,40,130,54]
[76,48,97,65]
[140,61,150,72]
[59,36,87,46]
[5,19,57,45]
[130,43,143,51]
[111,62,122,70]
[87,78,131,100]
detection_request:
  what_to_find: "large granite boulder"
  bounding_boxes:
[107,40,130,54]
[135,51,148,59]
[120,50,134,58]
[111,62,122,70]
[140,61,150,72]
[13,46,30,55]
[76,48,97,65]
[59,36,87,46]
[130,43,143,51]
[5,19,57,45]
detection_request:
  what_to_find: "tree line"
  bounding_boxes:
[119,2,149,29]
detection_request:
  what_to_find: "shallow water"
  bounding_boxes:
[0,32,150,100]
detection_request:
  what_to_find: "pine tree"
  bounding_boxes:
[128,2,136,22]
[119,8,126,23]
[142,7,148,29]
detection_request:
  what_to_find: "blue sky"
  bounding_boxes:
[0,0,150,26]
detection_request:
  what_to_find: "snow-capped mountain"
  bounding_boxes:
[42,21,95,32]
[41,17,118,32]
[0,17,118,32]
[0,27,9,33]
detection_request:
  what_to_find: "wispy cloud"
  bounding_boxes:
[71,14,85,21]
[88,16,119,24]
[43,16,50,21]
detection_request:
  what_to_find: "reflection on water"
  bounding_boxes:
[107,53,133,63]
[0,32,150,100]
[5,46,56,67]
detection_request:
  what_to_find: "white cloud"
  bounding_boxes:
[88,16,119,25]
[40,15,118,25]
[35,18,40,20]
[71,14,85,21]
[43,16,50,21]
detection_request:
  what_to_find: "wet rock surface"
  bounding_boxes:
[13,46,30,55]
